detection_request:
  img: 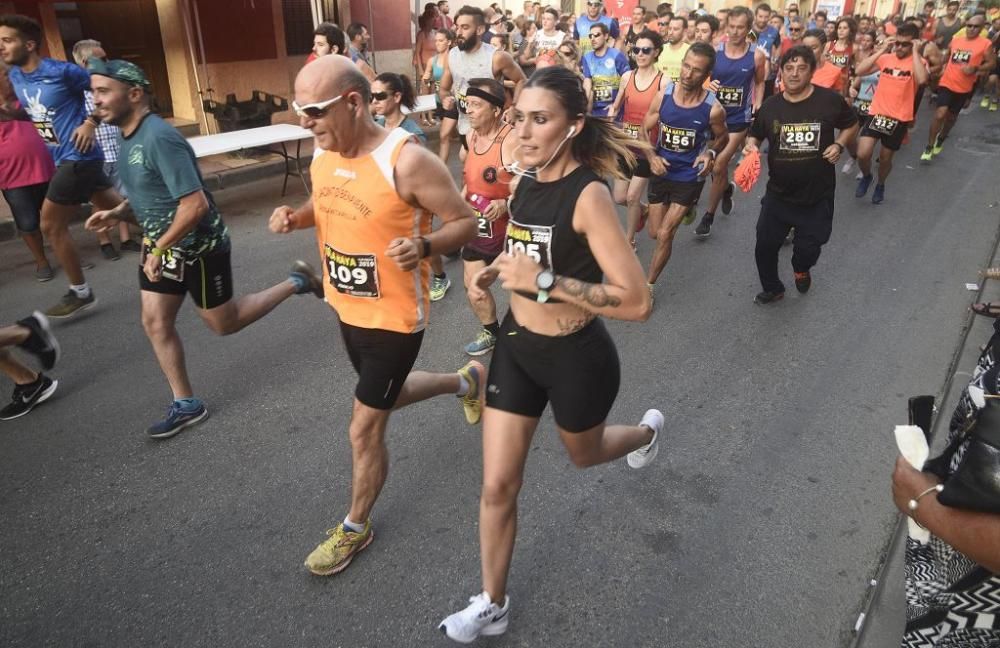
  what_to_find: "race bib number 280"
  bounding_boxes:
[324,244,380,298]
[504,220,553,268]
[779,122,821,152]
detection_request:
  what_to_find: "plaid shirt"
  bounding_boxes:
[84,91,121,164]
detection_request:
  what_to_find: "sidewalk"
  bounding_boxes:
[0,123,455,242]
[850,219,1000,647]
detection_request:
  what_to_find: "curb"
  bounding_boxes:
[848,211,1000,647]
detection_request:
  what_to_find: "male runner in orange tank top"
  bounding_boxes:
[269,56,480,577]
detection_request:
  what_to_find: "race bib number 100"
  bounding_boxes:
[504,220,553,268]
[779,122,821,152]
[324,244,380,298]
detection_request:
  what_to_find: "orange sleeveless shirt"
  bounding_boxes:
[311,128,432,334]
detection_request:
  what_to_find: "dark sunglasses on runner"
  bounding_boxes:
[589,32,604,38]
[370,91,390,101]
[633,46,654,54]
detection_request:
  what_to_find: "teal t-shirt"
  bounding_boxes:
[118,114,229,257]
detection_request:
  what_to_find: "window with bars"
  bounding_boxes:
[283,0,315,55]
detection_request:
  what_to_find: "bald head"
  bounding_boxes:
[295,54,370,105]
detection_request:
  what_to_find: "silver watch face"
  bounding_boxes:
[537,270,555,290]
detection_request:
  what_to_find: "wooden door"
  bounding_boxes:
[56,0,173,116]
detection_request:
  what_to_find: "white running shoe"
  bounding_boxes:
[841,158,854,174]
[627,409,663,469]
[439,592,510,643]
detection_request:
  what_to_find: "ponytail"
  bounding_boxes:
[374,72,417,111]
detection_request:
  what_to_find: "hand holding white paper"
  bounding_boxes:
[894,425,931,543]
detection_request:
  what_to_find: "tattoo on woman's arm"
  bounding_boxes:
[557,277,621,308]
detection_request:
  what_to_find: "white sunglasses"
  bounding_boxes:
[292,89,353,118]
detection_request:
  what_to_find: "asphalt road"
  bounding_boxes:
[2,108,999,648]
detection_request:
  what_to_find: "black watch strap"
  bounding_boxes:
[419,236,431,259]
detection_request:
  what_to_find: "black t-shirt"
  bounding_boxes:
[749,86,857,205]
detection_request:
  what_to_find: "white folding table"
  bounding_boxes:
[187,123,314,196]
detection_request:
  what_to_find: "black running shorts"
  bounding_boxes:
[339,322,424,410]
[647,176,705,207]
[936,86,973,115]
[617,153,652,179]
[461,246,499,265]
[138,247,234,310]
[46,160,111,206]
[860,115,908,151]
[486,312,620,433]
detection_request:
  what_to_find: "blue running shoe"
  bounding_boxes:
[147,400,209,439]
[855,174,873,198]
[872,184,886,204]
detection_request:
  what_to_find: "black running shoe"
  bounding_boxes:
[721,182,735,215]
[16,311,60,370]
[120,239,142,253]
[794,271,811,294]
[0,375,58,421]
[100,243,120,261]
[694,214,714,238]
[754,290,785,305]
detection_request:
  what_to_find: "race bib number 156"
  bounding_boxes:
[324,244,380,298]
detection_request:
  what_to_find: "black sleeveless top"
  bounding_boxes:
[506,165,605,301]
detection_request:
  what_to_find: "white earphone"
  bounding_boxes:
[568,125,576,136]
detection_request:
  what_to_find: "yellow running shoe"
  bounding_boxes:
[304,521,374,576]
[981,96,991,109]
[457,360,486,424]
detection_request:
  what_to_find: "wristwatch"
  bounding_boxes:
[833,142,845,153]
[418,236,431,259]
[536,269,556,303]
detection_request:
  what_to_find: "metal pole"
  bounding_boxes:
[368,0,377,72]
[180,0,211,134]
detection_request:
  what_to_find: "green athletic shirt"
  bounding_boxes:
[118,113,229,257]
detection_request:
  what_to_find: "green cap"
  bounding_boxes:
[88,59,151,89]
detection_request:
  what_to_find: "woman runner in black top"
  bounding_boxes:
[438,66,661,644]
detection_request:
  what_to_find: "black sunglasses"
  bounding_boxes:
[633,46,654,54]
[588,33,604,38]
[370,91,390,101]
[657,20,669,26]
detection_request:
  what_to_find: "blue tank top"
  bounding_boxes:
[655,82,716,183]
[431,55,445,105]
[713,42,756,126]
[854,70,880,115]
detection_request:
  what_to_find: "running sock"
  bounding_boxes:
[484,321,500,338]
[288,273,308,292]
[457,375,471,396]
[343,517,365,533]
[16,374,43,388]
[70,283,91,298]
[174,397,202,412]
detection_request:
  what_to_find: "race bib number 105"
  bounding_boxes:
[779,122,821,152]
[324,244,380,298]
[504,220,553,268]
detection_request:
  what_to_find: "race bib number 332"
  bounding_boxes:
[324,244,380,298]
[779,122,821,152]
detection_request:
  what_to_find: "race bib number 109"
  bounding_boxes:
[504,220,553,268]
[779,122,821,152]
[324,244,380,298]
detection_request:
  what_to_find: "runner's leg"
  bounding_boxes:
[557,419,655,469]
[856,135,876,178]
[464,259,497,326]
[754,195,791,294]
[197,281,298,335]
[346,401,393,524]
[140,290,192,399]
[40,199,86,286]
[439,117,457,162]
[0,349,37,385]
[876,146,896,184]
[703,129,745,216]
[480,407,538,603]
[625,176,648,245]
[647,202,690,284]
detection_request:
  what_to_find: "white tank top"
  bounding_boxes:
[449,42,497,135]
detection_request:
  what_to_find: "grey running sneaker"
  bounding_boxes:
[35,266,54,282]
[290,260,324,298]
[100,243,120,261]
[45,290,97,319]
